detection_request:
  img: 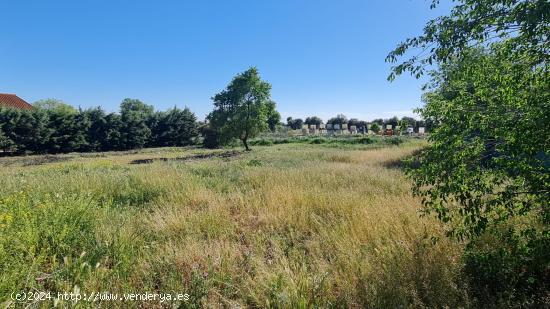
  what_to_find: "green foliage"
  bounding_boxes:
[327,114,347,125]
[47,106,90,153]
[286,117,304,130]
[207,67,276,150]
[370,123,380,133]
[390,1,549,305]
[0,108,51,153]
[33,98,77,114]
[200,125,221,149]
[408,47,549,306]
[249,135,403,147]
[386,0,550,80]
[120,98,154,149]
[0,99,200,154]
[153,107,198,147]
[464,226,550,307]
[265,100,281,132]
[0,125,14,152]
[304,116,323,126]
[0,193,102,300]
[412,46,549,238]
[82,107,110,151]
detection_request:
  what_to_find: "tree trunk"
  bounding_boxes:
[242,138,250,151]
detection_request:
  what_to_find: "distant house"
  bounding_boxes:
[0,93,33,110]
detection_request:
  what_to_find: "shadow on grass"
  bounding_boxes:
[130,150,243,164]
[383,148,423,171]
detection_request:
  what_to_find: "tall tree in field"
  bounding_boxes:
[387,0,549,305]
[208,67,274,150]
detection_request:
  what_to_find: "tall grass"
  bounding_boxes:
[0,140,468,307]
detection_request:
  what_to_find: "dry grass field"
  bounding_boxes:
[0,140,469,308]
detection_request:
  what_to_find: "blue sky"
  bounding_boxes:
[1,0,452,121]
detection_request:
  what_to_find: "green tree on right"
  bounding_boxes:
[387,0,549,306]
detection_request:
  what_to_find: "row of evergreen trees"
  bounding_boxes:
[0,98,198,154]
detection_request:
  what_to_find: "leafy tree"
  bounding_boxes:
[286,117,304,130]
[304,116,323,127]
[265,100,281,132]
[208,67,273,150]
[386,0,549,80]
[415,46,548,306]
[384,116,399,128]
[400,116,416,128]
[327,114,348,125]
[371,118,384,126]
[33,99,77,114]
[119,98,154,149]
[347,118,367,132]
[347,118,359,127]
[414,46,549,236]
[388,0,549,305]
[0,126,14,152]
[200,124,221,149]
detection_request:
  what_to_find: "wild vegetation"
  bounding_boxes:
[388,0,549,306]
[0,98,199,154]
[1,0,547,307]
[0,139,472,308]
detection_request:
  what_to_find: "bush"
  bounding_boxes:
[464,227,550,307]
[250,139,273,146]
[386,137,403,145]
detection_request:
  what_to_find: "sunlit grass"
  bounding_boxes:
[0,139,468,307]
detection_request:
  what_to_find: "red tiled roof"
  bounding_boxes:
[0,93,33,110]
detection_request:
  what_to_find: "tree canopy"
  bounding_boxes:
[0,99,199,154]
[386,0,550,80]
[388,0,549,305]
[207,67,275,150]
